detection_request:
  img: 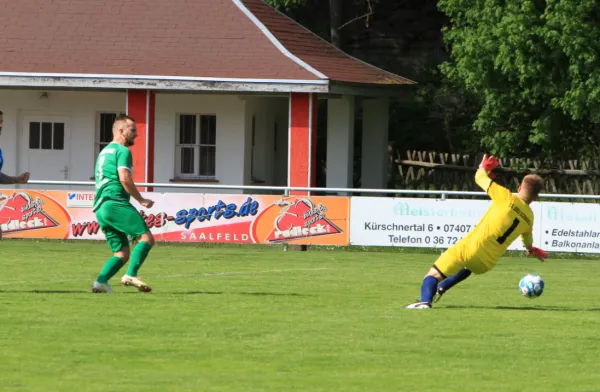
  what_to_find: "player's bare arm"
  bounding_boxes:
[0,172,30,184]
[118,167,153,208]
[0,110,31,185]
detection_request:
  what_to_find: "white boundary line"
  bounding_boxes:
[0,267,332,287]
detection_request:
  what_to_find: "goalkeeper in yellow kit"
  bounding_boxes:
[405,154,547,309]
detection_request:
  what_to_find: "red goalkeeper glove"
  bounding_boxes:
[479,154,499,172]
[528,247,548,262]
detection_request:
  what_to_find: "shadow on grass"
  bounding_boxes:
[0,289,89,294]
[443,305,600,312]
[0,289,310,296]
[169,291,310,297]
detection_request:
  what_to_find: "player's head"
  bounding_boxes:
[518,174,544,203]
[0,110,3,136]
[112,114,137,147]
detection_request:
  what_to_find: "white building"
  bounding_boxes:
[0,0,413,195]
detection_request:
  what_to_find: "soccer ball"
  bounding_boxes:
[519,274,544,299]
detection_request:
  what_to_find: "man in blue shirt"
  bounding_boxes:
[0,110,31,239]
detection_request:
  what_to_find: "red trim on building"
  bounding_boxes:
[288,92,317,196]
[126,89,155,191]
[147,91,156,192]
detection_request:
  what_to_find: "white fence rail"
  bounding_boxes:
[24,180,600,200]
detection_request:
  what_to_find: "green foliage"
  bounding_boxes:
[390,63,481,153]
[439,0,600,159]
[264,0,329,39]
[264,0,307,12]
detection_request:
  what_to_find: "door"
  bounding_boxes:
[21,116,71,190]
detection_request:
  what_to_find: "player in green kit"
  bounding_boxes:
[91,115,155,293]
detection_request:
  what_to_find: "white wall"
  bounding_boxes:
[361,98,389,192]
[154,93,247,194]
[0,89,124,191]
[243,96,288,192]
[273,99,289,187]
[326,96,355,193]
[0,89,289,195]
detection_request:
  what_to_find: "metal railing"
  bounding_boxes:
[23,180,600,200]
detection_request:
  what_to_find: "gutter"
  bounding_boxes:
[0,72,330,93]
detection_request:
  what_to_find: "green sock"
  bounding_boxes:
[127,241,152,277]
[97,256,125,283]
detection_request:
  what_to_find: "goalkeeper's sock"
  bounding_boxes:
[97,256,125,284]
[439,268,472,292]
[421,276,439,304]
[126,241,152,277]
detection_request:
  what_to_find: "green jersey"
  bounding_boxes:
[94,142,132,211]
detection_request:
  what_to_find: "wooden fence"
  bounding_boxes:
[390,149,600,196]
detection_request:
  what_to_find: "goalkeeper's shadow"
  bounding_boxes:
[443,305,600,312]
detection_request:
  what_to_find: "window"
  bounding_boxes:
[29,121,64,150]
[176,114,216,178]
[96,113,119,156]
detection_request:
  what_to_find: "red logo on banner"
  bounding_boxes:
[0,192,59,233]
[263,198,342,243]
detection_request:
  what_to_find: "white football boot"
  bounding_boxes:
[404,301,432,309]
[92,281,114,293]
[121,275,152,292]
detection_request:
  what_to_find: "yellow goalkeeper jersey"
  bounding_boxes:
[457,169,534,267]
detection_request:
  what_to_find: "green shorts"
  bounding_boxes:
[95,200,149,252]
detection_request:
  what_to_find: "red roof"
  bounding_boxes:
[242,0,412,85]
[0,0,412,87]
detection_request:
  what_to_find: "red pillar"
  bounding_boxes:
[288,92,318,196]
[126,89,155,192]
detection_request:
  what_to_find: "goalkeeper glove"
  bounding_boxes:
[479,154,499,172]
[528,246,548,262]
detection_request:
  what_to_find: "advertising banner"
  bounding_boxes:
[0,190,72,239]
[155,194,349,245]
[539,202,600,253]
[350,197,544,251]
[5,189,600,254]
[0,190,350,246]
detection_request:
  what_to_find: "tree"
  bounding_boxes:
[439,0,600,159]
[329,0,342,48]
[264,0,307,11]
[264,0,330,39]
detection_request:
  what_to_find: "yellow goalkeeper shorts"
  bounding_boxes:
[434,244,496,277]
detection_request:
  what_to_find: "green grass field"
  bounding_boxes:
[1,239,600,392]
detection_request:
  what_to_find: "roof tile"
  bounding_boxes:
[0,0,412,86]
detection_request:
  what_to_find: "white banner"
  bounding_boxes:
[540,202,600,253]
[350,197,543,251]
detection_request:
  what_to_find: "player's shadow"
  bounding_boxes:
[161,291,224,295]
[0,290,310,296]
[444,305,600,312]
[239,291,309,297]
[170,291,310,297]
[0,289,88,294]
